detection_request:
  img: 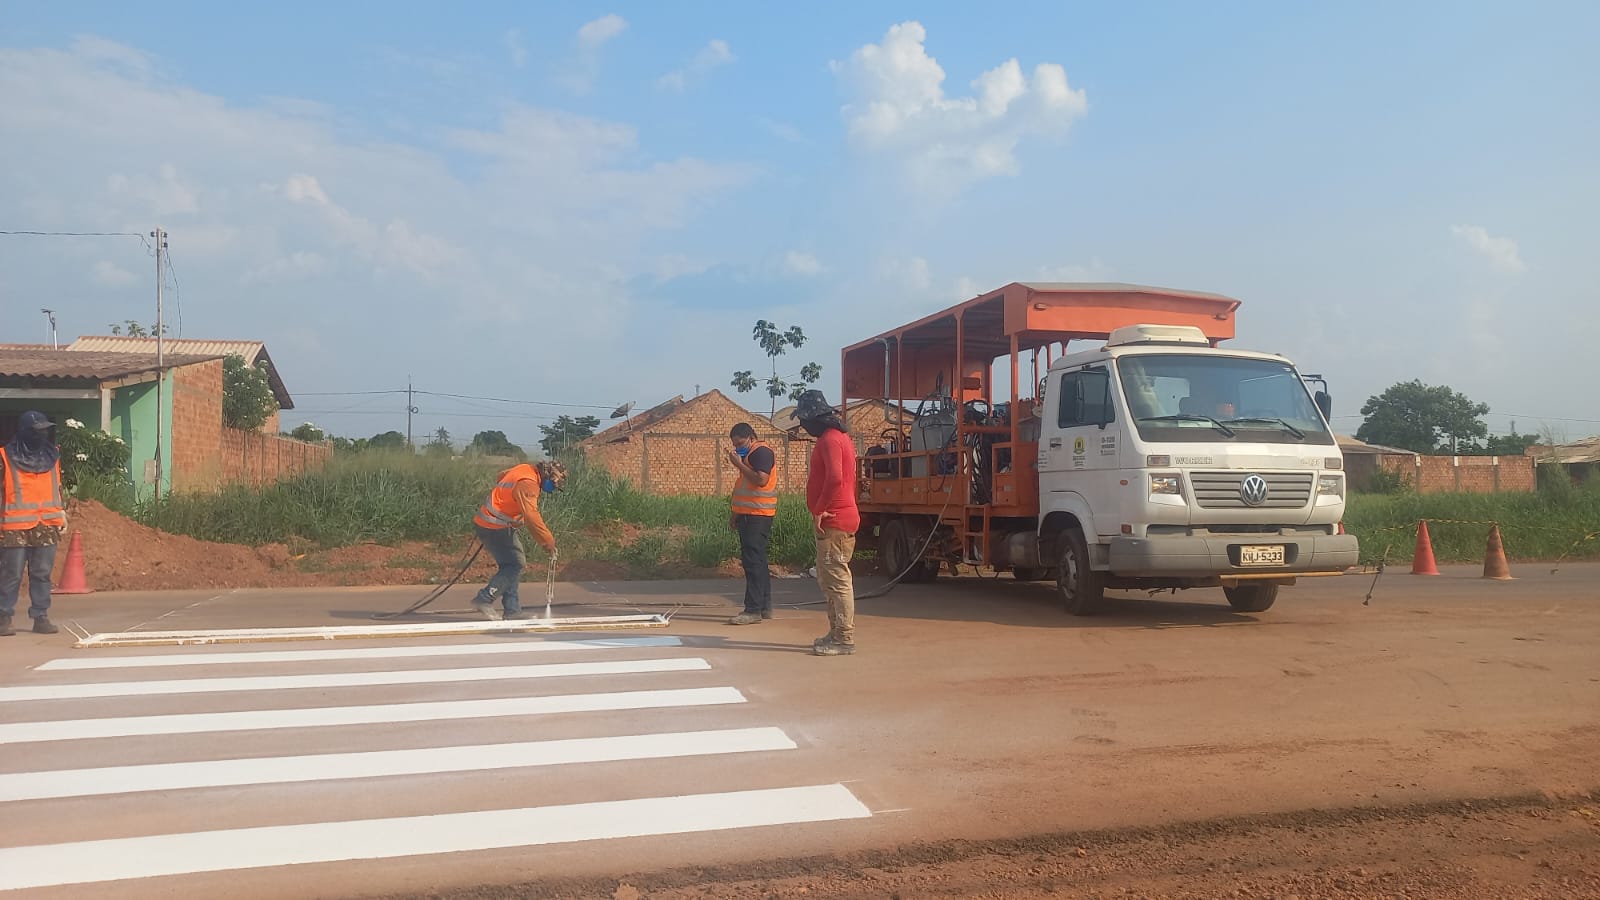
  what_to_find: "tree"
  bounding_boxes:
[367,431,407,451]
[1356,380,1490,453]
[424,426,453,457]
[107,321,168,337]
[1483,425,1540,457]
[222,353,277,430]
[289,422,325,443]
[469,430,525,459]
[539,415,600,457]
[330,435,369,453]
[731,320,822,418]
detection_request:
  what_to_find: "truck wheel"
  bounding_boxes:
[1056,529,1105,615]
[1224,584,1277,613]
[881,519,936,584]
[1011,567,1050,582]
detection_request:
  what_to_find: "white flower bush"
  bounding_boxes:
[58,422,132,492]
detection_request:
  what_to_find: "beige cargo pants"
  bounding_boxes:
[816,529,857,645]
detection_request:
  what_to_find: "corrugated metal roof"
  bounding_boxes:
[1016,282,1239,303]
[65,336,294,408]
[0,350,223,381]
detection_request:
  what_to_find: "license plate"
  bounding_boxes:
[1238,545,1285,567]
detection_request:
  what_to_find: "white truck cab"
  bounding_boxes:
[1037,324,1359,612]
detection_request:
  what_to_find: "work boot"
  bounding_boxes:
[32,616,59,635]
[761,609,773,620]
[812,639,855,657]
[470,599,503,621]
[727,612,763,625]
[0,615,13,637]
[505,610,538,620]
[813,632,834,648]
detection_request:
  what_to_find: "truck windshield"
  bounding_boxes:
[1117,355,1334,445]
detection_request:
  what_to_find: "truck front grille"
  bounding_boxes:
[1190,471,1313,509]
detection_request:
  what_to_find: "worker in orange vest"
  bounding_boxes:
[726,422,777,625]
[1,411,66,636]
[470,459,567,620]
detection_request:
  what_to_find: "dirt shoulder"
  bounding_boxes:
[406,792,1600,900]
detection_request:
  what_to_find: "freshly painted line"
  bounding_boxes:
[0,658,710,702]
[0,727,797,802]
[71,614,671,648]
[0,686,746,744]
[0,784,872,891]
[37,636,685,670]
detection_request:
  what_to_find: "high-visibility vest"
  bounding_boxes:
[0,448,66,531]
[473,463,540,530]
[730,441,778,517]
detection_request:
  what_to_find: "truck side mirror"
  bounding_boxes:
[1314,390,1332,420]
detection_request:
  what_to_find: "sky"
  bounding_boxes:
[2,2,1597,451]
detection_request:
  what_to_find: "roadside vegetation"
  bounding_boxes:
[1344,477,1600,565]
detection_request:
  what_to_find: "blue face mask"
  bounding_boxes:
[541,479,557,494]
[735,445,751,459]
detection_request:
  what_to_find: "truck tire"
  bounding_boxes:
[1056,529,1105,615]
[1224,583,1277,612]
[881,519,936,584]
[1011,567,1051,582]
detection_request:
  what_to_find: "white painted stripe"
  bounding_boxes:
[0,785,871,891]
[0,727,796,802]
[37,636,685,671]
[0,687,745,744]
[0,657,709,702]
[73,614,669,647]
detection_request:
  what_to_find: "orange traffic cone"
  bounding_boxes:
[1483,525,1513,581]
[1411,520,1439,576]
[54,532,94,595]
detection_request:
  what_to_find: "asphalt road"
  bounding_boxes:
[1,564,1596,898]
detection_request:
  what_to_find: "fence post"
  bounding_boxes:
[715,437,724,494]
[1493,455,1501,492]
[641,434,651,493]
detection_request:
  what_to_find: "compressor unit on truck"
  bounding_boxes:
[842,282,1359,614]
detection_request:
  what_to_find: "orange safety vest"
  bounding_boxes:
[473,463,540,530]
[0,448,66,531]
[730,441,778,517]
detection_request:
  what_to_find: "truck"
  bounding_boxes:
[840,282,1359,614]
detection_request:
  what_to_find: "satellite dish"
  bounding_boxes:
[610,401,635,419]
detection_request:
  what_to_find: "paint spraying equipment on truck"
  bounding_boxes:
[842,282,1359,614]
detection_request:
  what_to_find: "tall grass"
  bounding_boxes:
[1345,479,1600,564]
[131,454,819,567]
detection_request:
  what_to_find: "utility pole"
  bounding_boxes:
[40,308,57,349]
[152,226,167,498]
[406,378,415,449]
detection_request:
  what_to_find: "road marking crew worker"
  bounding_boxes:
[725,422,777,625]
[793,390,860,657]
[1,410,65,636]
[470,459,566,621]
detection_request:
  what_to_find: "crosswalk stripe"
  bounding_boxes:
[35,636,685,671]
[0,686,746,744]
[0,784,872,891]
[0,657,710,702]
[0,727,797,802]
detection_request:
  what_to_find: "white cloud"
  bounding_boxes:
[504,29,528,68]
[564,15,628,93]
[952,275,984,301]
[878,256,932,292]
[1450,224,1525,273]
[759,119,806,144]
[577,14,627,50]
[657,39,734,92]
[1036,260,1112,282]
[782,250,824,277]
[91,259,137,287]
[832,21,1087,191]
[0,37,753,441]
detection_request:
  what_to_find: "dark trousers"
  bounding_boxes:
[473,524,525,615]
[0,543,57,620]
[736,514,773,615]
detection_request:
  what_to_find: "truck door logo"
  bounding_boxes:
[1240,474,1269,507]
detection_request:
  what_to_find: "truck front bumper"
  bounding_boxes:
[1108,533,1359,578]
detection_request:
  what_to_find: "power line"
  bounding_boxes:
[414,390,614,410]
[0,230,147,237]
[163,246,184,338]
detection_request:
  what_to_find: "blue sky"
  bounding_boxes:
[2,2,1596,450]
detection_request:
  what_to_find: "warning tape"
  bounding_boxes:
[1552,531,1600,575]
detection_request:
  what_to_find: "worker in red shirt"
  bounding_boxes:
[792,390,860,656]
[470,460,566,620]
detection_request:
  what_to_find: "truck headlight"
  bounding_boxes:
[1150,474,1182,496]
[1317,474,1343,497]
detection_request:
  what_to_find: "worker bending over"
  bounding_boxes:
[471,459,566,620]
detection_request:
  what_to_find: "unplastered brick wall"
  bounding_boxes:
[220,428,332,487]
[171,358,224,491]
[1377,454,1535,494]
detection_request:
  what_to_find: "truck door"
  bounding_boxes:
[1040,365,1123,538]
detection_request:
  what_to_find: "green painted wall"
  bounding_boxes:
[3,373,178,499]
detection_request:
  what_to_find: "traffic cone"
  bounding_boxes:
[1483,525,1513,581]
[54,532,94,595]
[1411,520,1439,576]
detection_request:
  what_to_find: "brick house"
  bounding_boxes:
[67,337,292,432]
[580,390,814,495]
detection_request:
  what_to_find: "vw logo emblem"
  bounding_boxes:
[1239,474,1269,506]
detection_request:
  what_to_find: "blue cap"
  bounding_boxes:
[18,410,53,431]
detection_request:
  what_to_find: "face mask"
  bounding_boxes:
[542,479,557,494]
[735,445,751,459]
[800,420,826,437]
